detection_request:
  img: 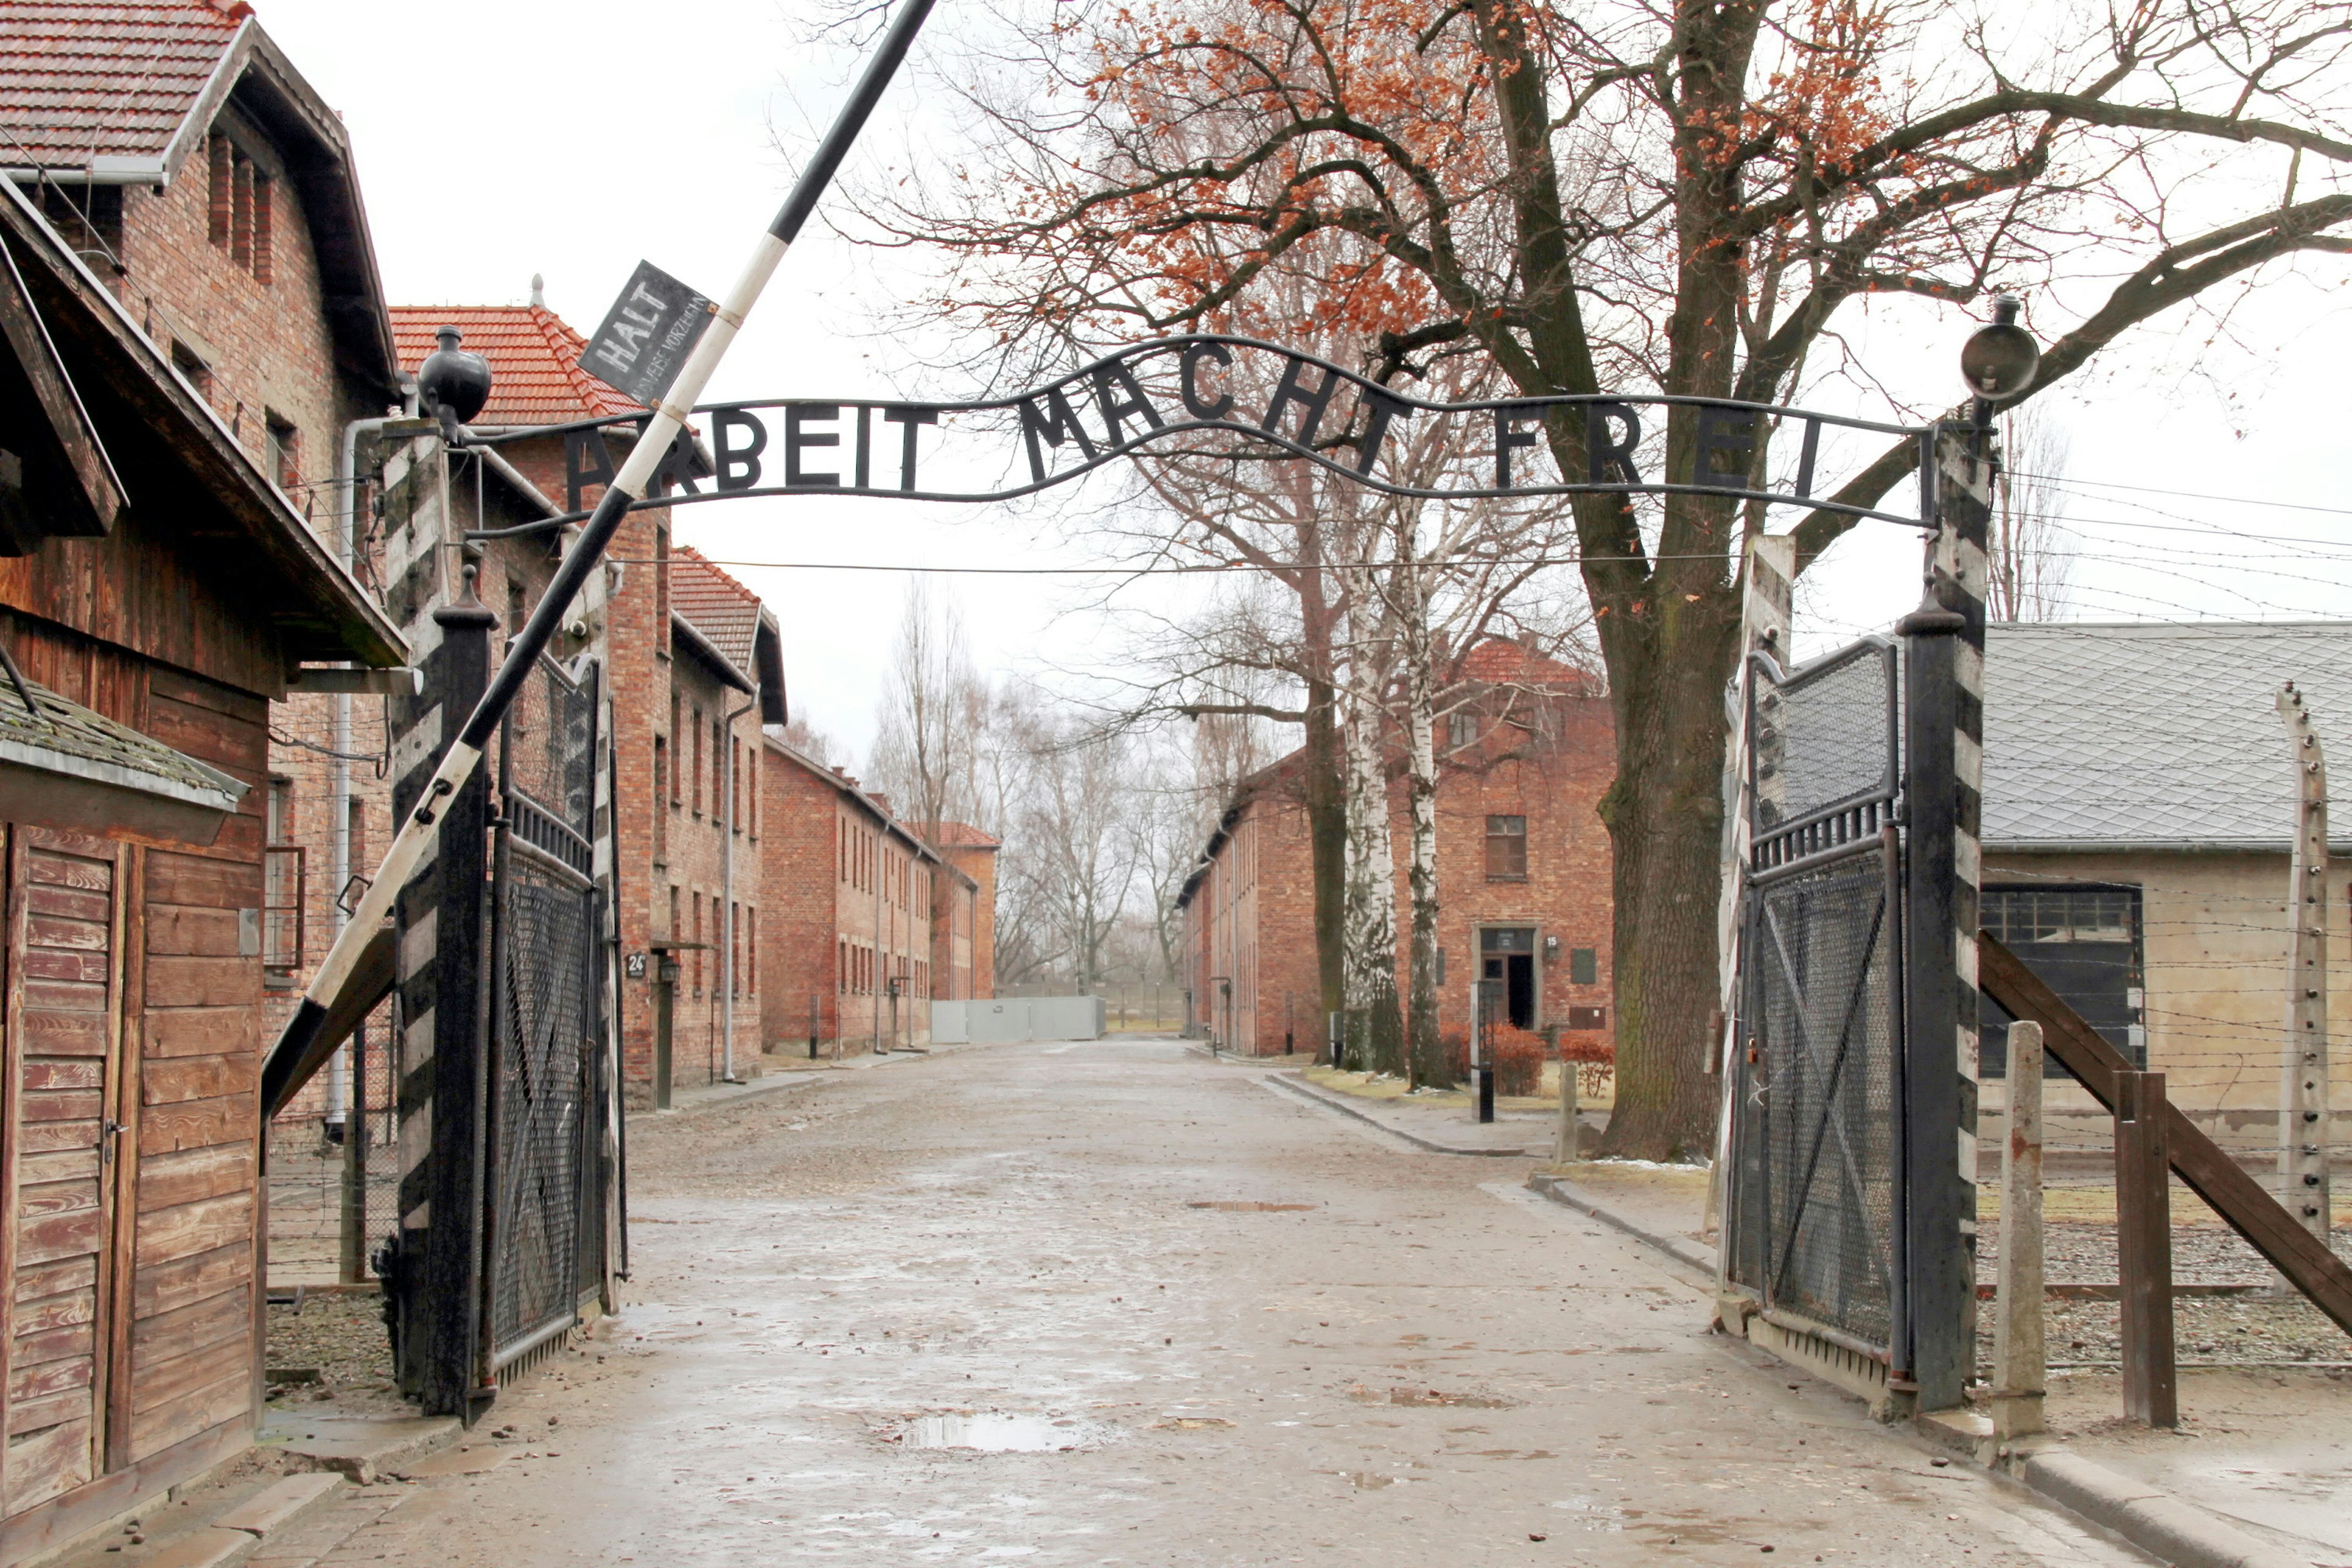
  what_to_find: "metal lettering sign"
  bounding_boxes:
[505,334,1933,530]
[579,260,716,409]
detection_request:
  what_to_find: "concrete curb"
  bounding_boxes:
[1523,1170,1719,1275]
[1260,1072,1533,1157]
[265,1415,462,1485]
[2001,1447,2312,1568]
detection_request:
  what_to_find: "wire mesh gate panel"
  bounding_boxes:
[1727,636,1905,1357]
[487,655,606,1370]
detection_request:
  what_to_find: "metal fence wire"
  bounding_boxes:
[489,851,593,1360]
[488,656,605,1368]
[1733,854,1902,1348]
[1729,634,1906,1355]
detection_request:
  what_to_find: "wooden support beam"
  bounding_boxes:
[2275,682,2333,1243]
[2114,1070,2177,1428]
[1979,933,2352,1341]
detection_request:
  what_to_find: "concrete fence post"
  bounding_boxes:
[1992,1020,2045,1441]
[1554,1040,1580,1166]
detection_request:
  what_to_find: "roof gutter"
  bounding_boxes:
[4,156,170,187]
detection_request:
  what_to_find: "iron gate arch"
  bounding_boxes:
[1725,635,1907,1361]
[486,654,606,1370]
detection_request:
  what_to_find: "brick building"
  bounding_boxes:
[930,821,1000,1000]
[1177,638,1616,1056]
[758,741,990,1053]
[0,75,406,1553]
[386,303,783,1106]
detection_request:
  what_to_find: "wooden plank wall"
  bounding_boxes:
[0,610,271,1517]
[0,508,286,703]
[2,831,121,1516]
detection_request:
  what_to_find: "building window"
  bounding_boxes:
[1570,946,1598,986]
[1485,814,1528,880]
[691,892,703,995]
[1447,709,1477,750]
[652,737,668,861]
[262,778,302,989]
[691,706,704,816]
[747,907,758,993]
[1980,884,2145,1077]
[1435,948,1446,987]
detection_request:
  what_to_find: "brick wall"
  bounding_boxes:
[1182,687,1618,1059]
[655,641,764,1084]
[938,842,998,997]
[113,105,375,534]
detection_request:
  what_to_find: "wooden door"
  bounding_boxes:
[1,828,127,1519]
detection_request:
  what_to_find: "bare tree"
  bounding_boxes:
[868,0,2352,1156]
[1989,409,2075,623]
[869,582,983,840]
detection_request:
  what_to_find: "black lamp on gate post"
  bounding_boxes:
[1959,295,2040,436]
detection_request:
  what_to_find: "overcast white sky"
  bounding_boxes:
[254,0,2352,757]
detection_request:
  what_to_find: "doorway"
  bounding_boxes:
[1479,927,1537,1030]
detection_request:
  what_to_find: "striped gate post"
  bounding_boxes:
[386,559,497,1418]
[1898,428,1991,1410]
[1709,533,1796,1251]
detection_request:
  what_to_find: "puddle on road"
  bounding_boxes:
[899,1413,1110,1452]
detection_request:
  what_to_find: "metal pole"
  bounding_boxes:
[2115,1069,2177,1428]
[1992,1021,2045,1442]
[340,1017,368,1283]
[2276,683,2333,1243]
[264,0,940,1091]
[720,696,753,1082]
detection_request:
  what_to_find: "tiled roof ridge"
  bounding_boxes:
[388,302,643,425]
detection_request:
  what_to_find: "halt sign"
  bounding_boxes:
[579,260,715,408]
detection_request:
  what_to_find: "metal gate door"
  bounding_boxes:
[1725,636,1905,1359]
[486,656,604,1371]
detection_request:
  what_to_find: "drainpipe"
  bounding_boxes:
[323,414,401,1133]
[874,813,885,1056]
[719,694,755,1083]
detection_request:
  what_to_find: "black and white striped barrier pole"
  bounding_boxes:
[265,0,938,1095]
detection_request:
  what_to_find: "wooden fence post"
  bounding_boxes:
[2115,1068,2177,1428]
[1992,1021,2045,1441]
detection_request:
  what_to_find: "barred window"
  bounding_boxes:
[1981,883,2144,1076]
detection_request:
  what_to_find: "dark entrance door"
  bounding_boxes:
[1479,927,1537,1028]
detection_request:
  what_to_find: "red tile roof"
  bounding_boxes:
[0,1,246,170]
[388,304,641,428]
[931,821,1001,849]
[669,546,761,676]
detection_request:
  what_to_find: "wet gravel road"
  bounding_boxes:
[330,1039,2155,1566]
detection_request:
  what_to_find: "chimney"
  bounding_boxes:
[870,793,893,818]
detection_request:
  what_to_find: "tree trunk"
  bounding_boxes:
[1400,564,1447,1088]
[1302,674,1348,1031]
[1594,607,1736,1159]
[1340,628,1403,1076]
